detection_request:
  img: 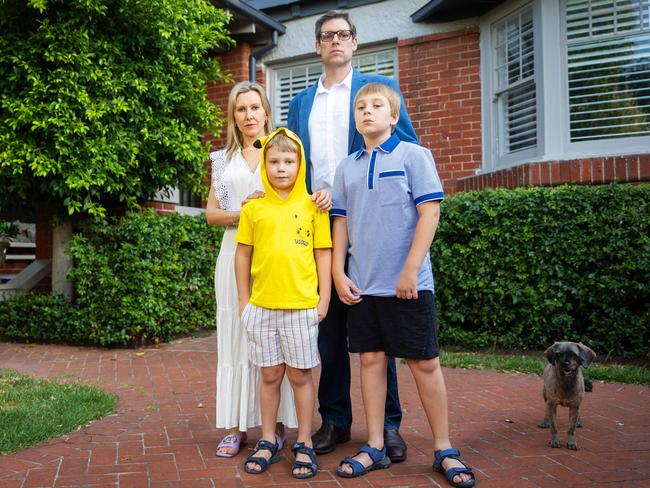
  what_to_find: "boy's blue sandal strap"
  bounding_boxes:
[433,448,476,488]
[243,439,280,474]
[336,444,391,478]
[290,442,318,479]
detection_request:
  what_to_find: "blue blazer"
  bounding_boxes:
[287,68,418,193]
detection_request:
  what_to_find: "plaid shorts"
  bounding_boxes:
[242,304,320,369]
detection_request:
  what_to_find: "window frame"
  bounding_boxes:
[560,0,650,155]
[481,0,540,171]
[494,8,538,154]
[480,0,650,173]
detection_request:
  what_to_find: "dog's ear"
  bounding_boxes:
[578,343,596,367]
[545,343,560,365]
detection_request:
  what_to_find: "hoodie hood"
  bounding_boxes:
[255,127,308,203]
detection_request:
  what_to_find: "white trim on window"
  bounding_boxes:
[480,0,650,172]
[494,8,537,154]
[482,1,539,170]
[562,0,650,153]
[267,46,398,127]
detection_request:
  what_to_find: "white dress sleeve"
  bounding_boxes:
[210,149,233,211]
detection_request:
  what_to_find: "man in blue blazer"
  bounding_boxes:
[287,10,418,462]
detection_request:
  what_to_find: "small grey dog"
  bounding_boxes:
[538,341,596,450]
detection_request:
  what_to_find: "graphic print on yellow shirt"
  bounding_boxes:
[236,128,332,309]
[293,212,315,247]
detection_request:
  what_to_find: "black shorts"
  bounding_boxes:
[346,291,440,360]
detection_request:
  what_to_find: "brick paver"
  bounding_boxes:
[1,335,648,487]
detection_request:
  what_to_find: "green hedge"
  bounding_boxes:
[431,184,650,357]
[0,293,84,343]
[0,211,223,346]
[1,185,648,356]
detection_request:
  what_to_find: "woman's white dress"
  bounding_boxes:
[212,149,298,431]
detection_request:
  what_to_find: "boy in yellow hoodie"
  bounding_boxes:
[235,128,332,479]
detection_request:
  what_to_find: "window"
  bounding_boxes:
[178,189,201,208]
[566,0,650,141]
[480,0,650,171]
[492,8,537,156]
[269,48,397,127]
[272,62,322,127]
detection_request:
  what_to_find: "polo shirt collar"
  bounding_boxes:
[316,67,353,94]
[354,132,401,159]
[378,133,401,153]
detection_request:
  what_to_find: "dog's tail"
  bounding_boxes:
[584,378,593,392]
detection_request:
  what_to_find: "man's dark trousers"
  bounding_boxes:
[317,289,402,429]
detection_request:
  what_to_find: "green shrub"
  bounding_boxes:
[0,293,88,342]
[431,184,650,358]
[67,210,223,345]
[0,211,223,346]
[1,0,232,219]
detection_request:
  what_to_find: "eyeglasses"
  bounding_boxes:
[318,30,354,42]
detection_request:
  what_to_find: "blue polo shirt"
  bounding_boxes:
[331,133,444,297]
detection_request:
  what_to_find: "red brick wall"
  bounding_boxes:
[142,201,177,214]
[398,27,482,195]
[0,260,27,278]
[206,43,254,152]
[458,154,650,192]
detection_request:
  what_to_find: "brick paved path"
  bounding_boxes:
[0,335,648,487]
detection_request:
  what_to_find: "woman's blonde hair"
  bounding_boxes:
[225,81,273,161]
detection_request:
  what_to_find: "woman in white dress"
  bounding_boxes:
[206,81,297,457]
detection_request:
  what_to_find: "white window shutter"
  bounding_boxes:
[493,8,537,156]
[273,62,322,127]
[566,0,650,141]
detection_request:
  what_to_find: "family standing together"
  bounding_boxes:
[206,10,475,488]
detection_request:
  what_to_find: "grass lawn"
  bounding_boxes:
[438,350,650,386]
[0,369,118,454]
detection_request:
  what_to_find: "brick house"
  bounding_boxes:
[202,0,649,200]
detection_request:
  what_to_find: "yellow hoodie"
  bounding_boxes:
[235,128,332,309]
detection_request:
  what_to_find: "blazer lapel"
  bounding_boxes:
[299,83,317,192]
[300,83,317,162]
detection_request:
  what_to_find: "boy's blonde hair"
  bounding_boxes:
[354,82,401,118]
[265,133,301,161]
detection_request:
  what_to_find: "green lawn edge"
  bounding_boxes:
[438,351,650,386]
[0,369,118,454]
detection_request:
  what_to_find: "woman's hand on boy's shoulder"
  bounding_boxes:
[241,191,265,206]
[312,189,332,211]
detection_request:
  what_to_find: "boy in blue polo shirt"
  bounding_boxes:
[330,83,475,488]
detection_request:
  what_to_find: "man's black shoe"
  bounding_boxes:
[311,422,351,454]
[384,428,407,462]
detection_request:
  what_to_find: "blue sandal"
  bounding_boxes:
[243,439,280,474]
[336,444,391,478]
[433,448,476,488]
[290,442,318,479]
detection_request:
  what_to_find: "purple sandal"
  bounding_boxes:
[215,433,242,458]
[276,433,285,451]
